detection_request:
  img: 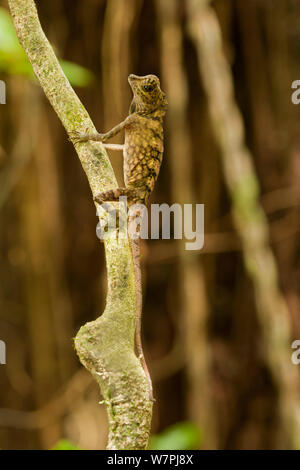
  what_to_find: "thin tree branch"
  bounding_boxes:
[8,0,152,450]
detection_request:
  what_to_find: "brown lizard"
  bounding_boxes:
[72,74,167,401]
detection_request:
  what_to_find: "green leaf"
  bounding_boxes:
[149,421,203,450]
[0,7,31,75]
[0,7,94,87]
[0,7,22,54]
[60,60,94,87]
[51,439,80,450]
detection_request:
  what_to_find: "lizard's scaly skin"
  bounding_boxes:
[73,74,167,205]
[72,74,167,401]
[124,86,165,205]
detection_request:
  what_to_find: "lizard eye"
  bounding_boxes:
[143,84,154,92]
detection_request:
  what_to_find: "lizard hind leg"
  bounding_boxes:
[94,188,142,238]
[94,187,141,205]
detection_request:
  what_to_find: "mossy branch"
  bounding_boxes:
[8,0,152,450]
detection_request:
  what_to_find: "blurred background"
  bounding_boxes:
[1,0,300,450]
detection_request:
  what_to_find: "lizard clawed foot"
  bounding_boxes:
[94,194,117,217]
[69,127,92,144]
[94,193,106,205]
[70,128,106,145]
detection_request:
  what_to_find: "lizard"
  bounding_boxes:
[72,74,168,401]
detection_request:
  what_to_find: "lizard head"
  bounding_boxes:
[128,74,168,114]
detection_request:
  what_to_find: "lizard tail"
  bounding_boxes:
[130,238,154,402]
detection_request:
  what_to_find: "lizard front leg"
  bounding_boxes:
[70,115,134,144]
